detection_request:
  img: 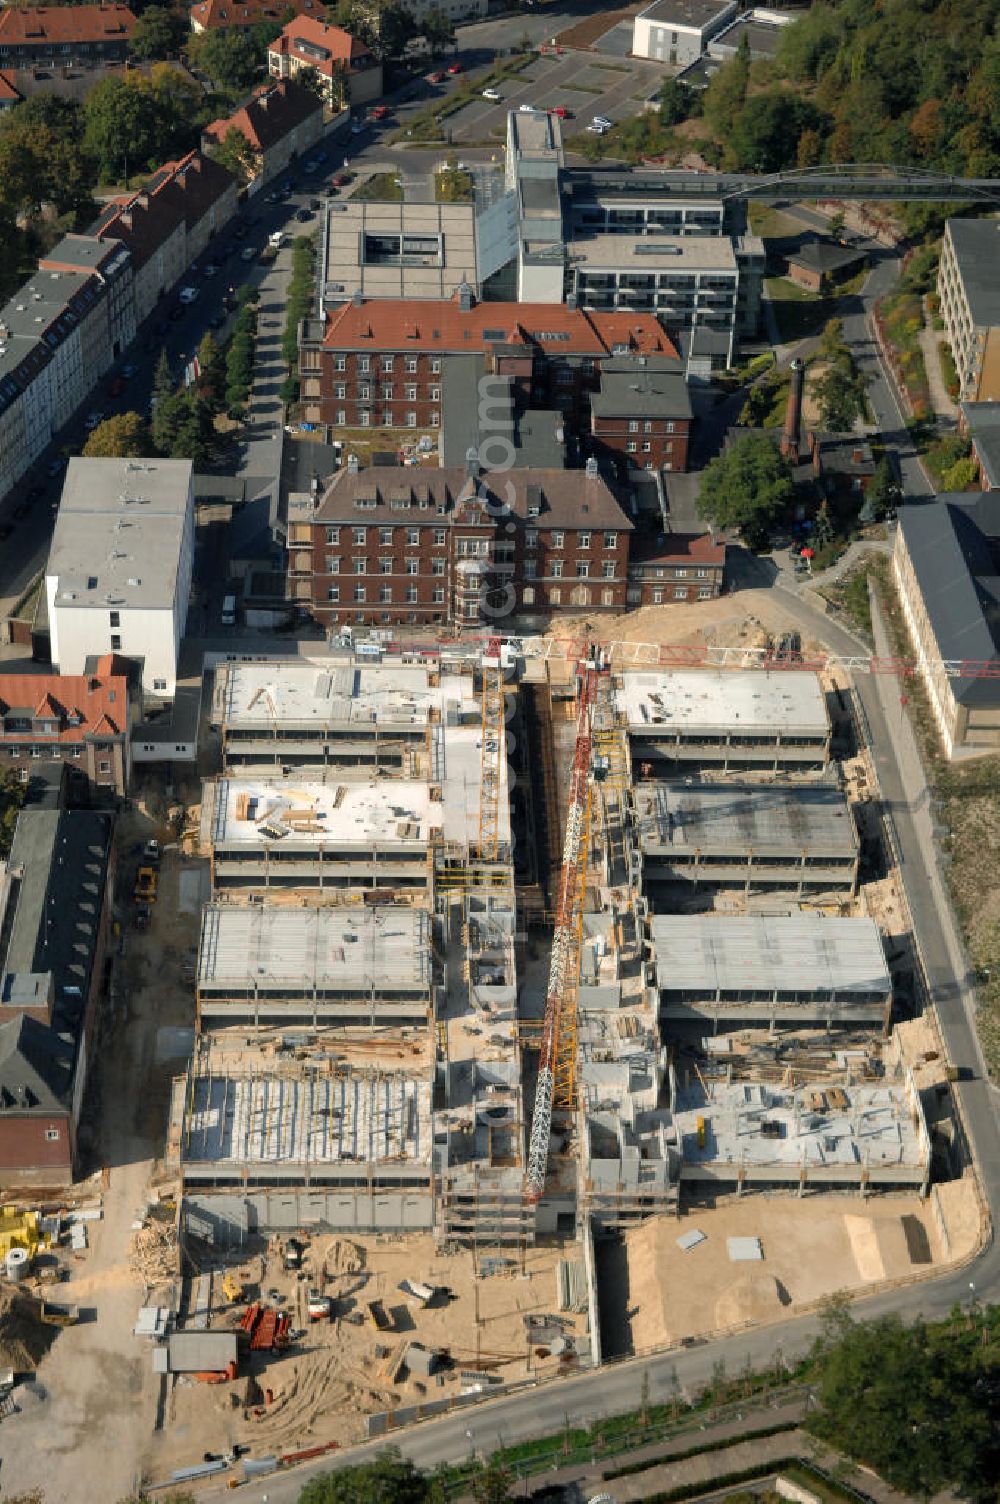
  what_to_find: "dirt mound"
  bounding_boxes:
[714,1273,789,1328]
[324,1238,365,1276]
[0,1282,59,1372]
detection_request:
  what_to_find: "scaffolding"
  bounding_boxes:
[525,654,604,1204]
[475,637,506,864]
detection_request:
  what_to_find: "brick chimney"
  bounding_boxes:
[780,358,804,461]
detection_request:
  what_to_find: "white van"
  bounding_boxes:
[268,230,287,249]
[221,594,237,627]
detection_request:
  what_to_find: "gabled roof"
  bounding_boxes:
[190,0,320,31]
[0,1014,71,1114]
[322,294,678,358]
[631,532,725,567]
[268,14,372,74]
[0,70,22,104]
[0,672,128,741]
[203,80,322,155]
[0,5,136,46]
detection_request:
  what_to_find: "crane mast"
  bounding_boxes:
[525,654,603,1204]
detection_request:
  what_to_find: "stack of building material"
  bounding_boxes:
[555,1259,587,1313]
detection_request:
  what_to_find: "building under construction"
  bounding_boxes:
[632,779,859,896]
[616,669,832,775]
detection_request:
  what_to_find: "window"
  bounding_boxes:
[380,527,393,545]
[406,386,417,401]
[109,611,120,628]
[602,561,615,579]
[642,441,651,453]
[524,559,537,580]
[380,558,392,574]
[353,527,367,545]
[675,568,688,578]
[335,355,346,372]
[326,527,340,545]
[549,586,561,606]
[98,759,111,774]
[666,421,675,434]
[576,561,589,579]
[525,528,538,549]
[626,441,637,453]
[433,586,445,603]
[110,634,121,650]
[674,587,688,600]
[354,585,366,603]
[406,559,419,575]
[45,1127,60,1142]
[644,420,653,433]
[336,384,346,400]
[153,679,166,692]
[325,557,340,573]
[430,412,440,427]
[382,411,392,427]
[360,411,371,426]
[381,356,394,371]
[359,385,371,401]
[406,411,416,427]
[406,584,418,603]
[431,358,441,374]
[522,585,535,605]
[604,532,617,549]
[359,356,370,373]
[354,559,367,575]
[551,531,564,549]
[652,587,663,605]
[380,585,392,603]
[381,385,393,401]
[407,528,419,546]
[327,586,340,601]
[698,586,713,599]
[336,409,346,426]
[578,532,590,549]
[697,568,709,579]
[551,560,563,579]
[405,357,418,373]
[430,386,441,401]
[628,420,639,433]
[601,587,615,606]
[434,529,446,547]
[432,558,445,575]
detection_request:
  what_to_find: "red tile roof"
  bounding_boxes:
[0,71,22,104]
[323,294,678,358]
[0,5,136,46]
[632,533,726,567]
[190,0,320,31]
[0,673,129,742]
[203,79,321,155]
[267,15,372,74]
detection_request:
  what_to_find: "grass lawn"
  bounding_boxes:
[355,172,403,202]
[434,167,473,202]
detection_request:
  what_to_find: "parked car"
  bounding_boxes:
[350,119,365,134]
[240,246,256,261]
[587,123,609,134]
[295,206,312,221]
[331,171,351,187]
[84,410,105,431]
[371,104,389,120]
[202,263,218,278]
[178,285,200,304]
[518,103,535,113]
[592,114,613,129]
[447,61,463,74]
[482,87,501,101]
[550,105,571,119]
[428,70,445,83]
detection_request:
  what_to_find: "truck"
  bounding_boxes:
[134,866,158,903]
[40,1300,79,1326]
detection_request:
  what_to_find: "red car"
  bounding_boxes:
[371,104,389,120]
[550,106,572,119]
[447,62,463,74]
[428,70,445,83]
[331,171,350,187]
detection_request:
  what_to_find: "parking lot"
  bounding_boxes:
[441,50,666,145]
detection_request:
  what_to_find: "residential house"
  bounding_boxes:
[937,218,1000,403]
[626,532,726,607]
[0,4,136,68]
[46,458,195,698]
[202,80,323,189]
[286,459,633,630]
[0,808,115,1184]
[893,493,1000,758]
[785,239,867,295]
[0,665,132,803]
[189,0,321,32]
[38,234,136,363]
[267,16,382,109]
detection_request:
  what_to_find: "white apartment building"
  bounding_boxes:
[46,458,195,698]
[937,217,1000,403]
[633,0,739,65]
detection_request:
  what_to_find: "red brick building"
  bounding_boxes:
[0,664,132,804]
[626,533,727,607]
[287,461,634,630]
[590,356,693,475]
[0,4,136,67]
[299,290,679,449]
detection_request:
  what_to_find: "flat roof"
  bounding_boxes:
[635,781,857,855]
[323,199,477,303]
[48,457,192,611]
[510,108,560,155]
[211,727,509,849]
[674,1079,925,1170]
[945,217,1000,329]
[711,13,788,56]
[183,1067,432,1167]
[639,0,736,29]
[197,904,431,992]
[617,670,830,736]
[569,233,737,273]
[220,659,475,729]
[651,915,891,996]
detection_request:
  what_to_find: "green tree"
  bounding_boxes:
[153,347,175,409]
[298,1449,431,1504]
[83,75,160,181]
[209,125,258,180]
[727,90,826,173]
[188,28,263,93]
[941,456,978,491]
[128,7,188,61]
[813,360,868,431]
[82,411,151,457]
[376,4,418,62]
[659,77,694,126]
[698,431,795,548]
[295,64,331,100]
[0,767,27,858]
[470,1460,513,1504]
[807,1308,1000,1498]
[422,7,455,54]
[862,456,901,520]
[197,331,227,414]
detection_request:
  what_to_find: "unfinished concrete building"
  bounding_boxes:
[618,670,831,775]
[195,904,433,1030]
[632,780,859,896]
[213,658,480,774]
[650,915,892,1032]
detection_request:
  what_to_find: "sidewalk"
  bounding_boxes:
[917,298,959,421]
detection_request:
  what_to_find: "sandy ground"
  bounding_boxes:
[0,834,203,1503]
[143,1233,587,1476]
[611,1186,980,1358]
[543,589,830,659]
